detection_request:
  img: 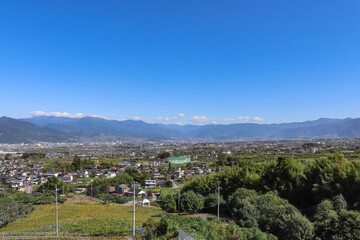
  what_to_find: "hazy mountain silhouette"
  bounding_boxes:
[0,116,359,143]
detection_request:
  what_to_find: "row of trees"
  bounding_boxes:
[159,188,313,240]
[0,203,34,228]
[184,153,360,210]
[168,152,360,239]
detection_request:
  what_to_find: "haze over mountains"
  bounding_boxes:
[1,116,360,143]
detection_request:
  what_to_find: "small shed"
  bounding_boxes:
[137,198,151,207]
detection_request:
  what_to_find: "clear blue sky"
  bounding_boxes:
[1,1,359,124]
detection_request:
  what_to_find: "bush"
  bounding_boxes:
[142,214,277,240]
[13,192,35,203]
[33,195,55,205]
[98,194,131,204]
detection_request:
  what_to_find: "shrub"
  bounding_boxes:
[142,214,277,240]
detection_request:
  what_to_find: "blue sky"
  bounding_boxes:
[1,1,359,124]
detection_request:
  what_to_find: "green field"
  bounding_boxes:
[1,196,163,233]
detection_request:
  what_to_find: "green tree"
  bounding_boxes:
[89,174,133,196]
[159,194,176,213]
[168,162,172,173]
[261,156,305,205]
[83,158,95,168]
[70,155,83,171]
[229,198,259,228]
[180,190,204,213]
[164,180,173,188]
[332,194,347,213]
[99,162,113,169]
[157,152,171,159]
[228,188,314,240]
[204,192,224,211]
[40,176,70,195]
[314,200,337,222]
[316,210,360,240]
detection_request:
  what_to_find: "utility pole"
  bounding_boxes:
[178,190,181,212]
[132,181,136,238]
[55,185,59,237]
[217,185,221,220]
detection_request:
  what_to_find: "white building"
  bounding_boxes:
[145,180,157,189]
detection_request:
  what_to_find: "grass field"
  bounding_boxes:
[1,196,163,233]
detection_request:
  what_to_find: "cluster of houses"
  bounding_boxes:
[0,156,222,194]
[0,159,45,194]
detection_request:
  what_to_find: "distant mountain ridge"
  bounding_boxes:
[0,117,71,144]
[0,116,360,143]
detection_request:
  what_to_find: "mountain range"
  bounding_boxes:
[1,116,360,143]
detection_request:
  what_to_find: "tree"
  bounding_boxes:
[168,162,172,174]
[204,192,224,211]
[227,188,314,240]
[40,176,69,195]
[261,156,305,205]
[316,210,360,240]
[125,167,149,184]
[216,153,227,166]
[83,158,95,169]
[229,198,259,228]
[70,155,83,171]
[159,194,176,213]
[314,200,337,222]
[271,206,314,240]
[164,180,173,188]
[99,162,113,169]
[180,190,204,213]
[305,152,355,204]
[332,194,347,213]
[4,153,11,160]
[89,173,133,196]
[157,152,171,159]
